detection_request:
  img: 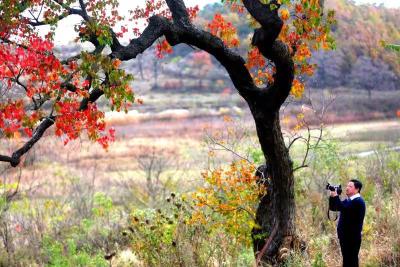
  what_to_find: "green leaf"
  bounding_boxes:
[386,44,400,53]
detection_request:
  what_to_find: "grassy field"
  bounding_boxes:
[1,110,399,266]
[2,115,398,198]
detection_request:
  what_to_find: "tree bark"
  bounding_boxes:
[250,109,296,265]
[239,1,298,262]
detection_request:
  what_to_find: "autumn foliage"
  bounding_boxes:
[207,13,240,48]
[0,0,136,149]
[247,0,335,98]
[0,0,336,153]
[204,0,335,98]
[190,160,265,245]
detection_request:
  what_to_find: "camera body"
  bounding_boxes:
[326,183,342,195]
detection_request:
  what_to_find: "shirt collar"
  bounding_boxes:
[349,193,361,200]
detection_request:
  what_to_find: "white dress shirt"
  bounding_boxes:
[349,193,361,200]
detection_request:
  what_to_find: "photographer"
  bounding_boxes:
[328,179,366,267]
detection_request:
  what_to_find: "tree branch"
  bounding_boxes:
[165,0,190,27]
[0,82,105,167]
[27,11,78,26]
[242,0,282,31]
[111,12,257,100]
[243,0,294,111]
[175,27,258,99]
[78,0,90,21]
[52,0,85,17]
[26,1,83,26]
[110,16,172,61]
[8,116,55,167]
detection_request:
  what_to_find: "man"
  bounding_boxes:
[329,179,366,267]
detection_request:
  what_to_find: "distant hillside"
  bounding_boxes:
[197,0,400,91]
[310,0,400,90]
[54,1,399,94]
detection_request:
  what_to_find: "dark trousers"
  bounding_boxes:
[339,236,361,267]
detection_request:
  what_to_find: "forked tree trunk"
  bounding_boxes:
[250,110,296,265]
[236,1,300,262]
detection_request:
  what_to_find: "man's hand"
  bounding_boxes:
[330,190,338,197]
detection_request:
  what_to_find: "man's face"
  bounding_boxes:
[346,181,359,197]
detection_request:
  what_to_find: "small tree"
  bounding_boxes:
[188,51,213,89]
[0,0,335,264]
[348,56,398,97]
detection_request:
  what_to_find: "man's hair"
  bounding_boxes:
[350,179,363,192]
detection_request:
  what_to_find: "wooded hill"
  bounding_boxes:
[56,0,398,93]
[196,0,400,91]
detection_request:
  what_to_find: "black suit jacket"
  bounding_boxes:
[329,195,366,240]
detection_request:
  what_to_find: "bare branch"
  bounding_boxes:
[205,133,252,164]
[165,0,190,26]
[294,125,312,171]
[293,165,309,172]
[28,12,74,26]
[256,223,279,265]
[242,0,282,31]
[288,136,305,150]
[78,0,90,21]
[110,16,172,60]
[24,0,89,29]
[5,116,55,167]
[52,0,85,17]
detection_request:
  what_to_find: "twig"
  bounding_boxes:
[256,223,279,265]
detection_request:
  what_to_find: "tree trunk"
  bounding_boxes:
[250,109,296,265]
[239,2,298,262]
[153,58,159,90]
[137,54,145,80]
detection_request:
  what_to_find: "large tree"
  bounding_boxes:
[0,0,334,264]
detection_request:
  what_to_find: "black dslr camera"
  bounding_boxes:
[326,183,342,195]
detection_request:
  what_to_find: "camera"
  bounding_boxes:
[326,183,342,195]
